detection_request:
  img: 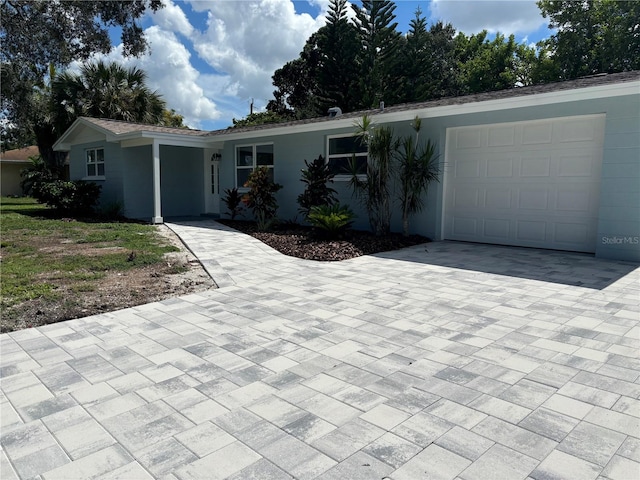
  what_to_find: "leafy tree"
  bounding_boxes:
[537,0,640,78]
[397,117,440,237]
[424,22,461,98]
[231,111,290,128]
[352,0,403,108]
[268,33,322,118]
[162,109,186,128]
[455,31,519,94]
[51,61,165,136]
[1,0,163,152]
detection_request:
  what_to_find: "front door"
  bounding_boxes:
[208,156,220,215]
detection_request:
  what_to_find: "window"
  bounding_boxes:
[326,134,368,178]
[235,144,274,188]
[86,148,105,178]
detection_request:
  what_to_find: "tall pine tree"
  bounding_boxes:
[352,0,403,108]
[315,0,361,114]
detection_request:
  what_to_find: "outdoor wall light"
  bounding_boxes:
[211,153,222,161]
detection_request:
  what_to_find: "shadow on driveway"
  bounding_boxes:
[373,240,639,290]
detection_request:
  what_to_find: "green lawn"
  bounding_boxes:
[0,197,180,329]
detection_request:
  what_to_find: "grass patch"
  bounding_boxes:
[0,197,180,326]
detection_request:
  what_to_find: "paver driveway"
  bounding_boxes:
[1,220,639,480]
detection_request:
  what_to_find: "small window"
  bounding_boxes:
[235,144,274,188]
[327,135,367,177]
[86,148,105,178]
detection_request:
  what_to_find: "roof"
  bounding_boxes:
[54,70,639,150]
[0,146,39,162]
[208,70,640,136]
[79,117,209,137]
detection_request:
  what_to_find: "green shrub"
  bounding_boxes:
[37,180,101,214]
[297,155,337,219]
[222,187,243,220]
[242,166,283,231]
[100,201,124,219]
[308,204,355,238]
[20,155,56,197]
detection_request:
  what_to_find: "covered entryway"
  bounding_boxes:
[442,114,606,252]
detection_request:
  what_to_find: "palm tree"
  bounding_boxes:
[52,60,165,135]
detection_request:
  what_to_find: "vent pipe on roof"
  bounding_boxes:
[328,107,342,118]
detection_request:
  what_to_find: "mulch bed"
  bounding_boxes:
[218,220,430,261]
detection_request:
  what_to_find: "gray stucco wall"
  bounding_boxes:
[121,145,153,220]
[69,141,124,210]
[159,145,205,218]
[121,145,205,220]
[219,93,639,261]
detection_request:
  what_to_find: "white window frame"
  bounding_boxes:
[84,147,105,180]
[326,134,368,180]
[235,143,274,190]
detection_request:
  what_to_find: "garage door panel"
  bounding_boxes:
[521,155,552,177]
[488,126,515,147]
[454,158,481,178]
[455,128,483,149]
[556,190,591,212]
[522,123,553,145]
[555,223,589,245]
[483,218,511,239]
[485,189,512,209]
[558,153,595,176]
[453,188,480,208]
[518,189,550,210]
[486,157,514,178]
[444,114,605,253]
[558,118,601,143]
[516,220,547,242]
[452,217,478,236]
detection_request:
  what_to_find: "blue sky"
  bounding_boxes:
[95,0,552,131]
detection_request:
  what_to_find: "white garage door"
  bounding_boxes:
[443,114,605,252]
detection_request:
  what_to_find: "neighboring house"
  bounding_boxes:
[54,71,640,261]
[0,146,39,196]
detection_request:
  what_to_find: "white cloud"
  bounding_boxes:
[189,0,326,102]
[430,0,545,35]
[152,0,194,38]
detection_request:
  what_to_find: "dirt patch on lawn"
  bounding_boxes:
[1,225,216,333]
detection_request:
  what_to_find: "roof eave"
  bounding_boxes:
[208,80,640,142]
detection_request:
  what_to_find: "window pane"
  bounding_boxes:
[236,168,252,187]
[236,146,253,167]
[328,156,367,176]
[87,150,95,163]
[97,163,105,176]
[87,164,96,176]
[329,136,367,155]
[256,144,274,166]
[96,149,104,162]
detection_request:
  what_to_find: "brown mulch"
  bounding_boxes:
[218,220,430,261]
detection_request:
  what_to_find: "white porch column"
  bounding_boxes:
[151,140,163,224]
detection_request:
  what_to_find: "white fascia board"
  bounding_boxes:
[207,81,640,143]
[54,117,116,151]
[118,131,210,149]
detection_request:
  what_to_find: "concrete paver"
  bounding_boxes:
[1,219,639,479]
